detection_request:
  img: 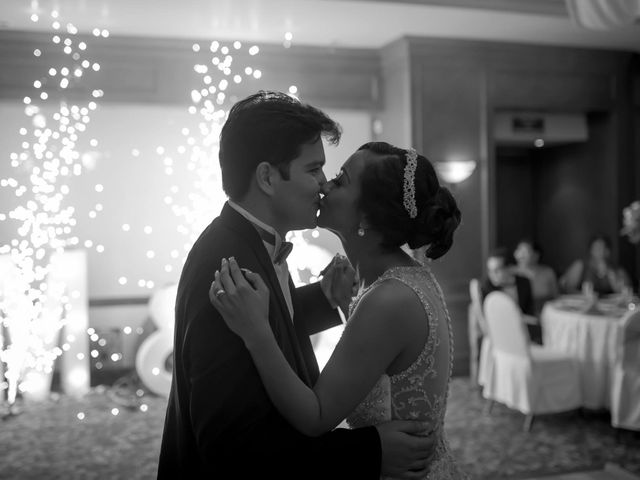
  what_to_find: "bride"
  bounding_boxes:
[211,141,468,479]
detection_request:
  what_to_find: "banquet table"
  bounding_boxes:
[541,294,637,410]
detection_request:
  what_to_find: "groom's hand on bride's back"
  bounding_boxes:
[376,420,435,479]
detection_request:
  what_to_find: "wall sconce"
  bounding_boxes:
[434,160,476,184]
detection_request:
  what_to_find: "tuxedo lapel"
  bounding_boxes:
[288,277,321,383]
[219,203,313,386]
[220,205,293,323]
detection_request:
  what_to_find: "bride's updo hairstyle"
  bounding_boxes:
[356,141,461,260]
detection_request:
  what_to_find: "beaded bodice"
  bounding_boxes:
[345,265,467,480]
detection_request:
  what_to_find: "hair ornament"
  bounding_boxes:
[403,148,418,219]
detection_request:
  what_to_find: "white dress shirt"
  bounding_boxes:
[228,201,294,319]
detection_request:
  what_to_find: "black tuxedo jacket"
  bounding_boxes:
[480,274,534,316]
[158,203,381,479]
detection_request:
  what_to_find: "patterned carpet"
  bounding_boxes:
[445,381,640,479]
[0,375,638,480]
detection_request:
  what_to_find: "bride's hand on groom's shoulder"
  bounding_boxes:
[320,254,358,315]
[209,257,271,345]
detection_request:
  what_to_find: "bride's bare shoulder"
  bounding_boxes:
[350,278,425,331]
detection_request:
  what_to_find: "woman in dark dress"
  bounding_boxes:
[559,234,631,295]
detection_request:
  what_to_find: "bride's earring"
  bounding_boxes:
[357,227,365,237]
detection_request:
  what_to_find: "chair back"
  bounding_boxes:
[469,278,488,335]
[469,278,482,306]
[619,309,640,369]
[484,291,530,358]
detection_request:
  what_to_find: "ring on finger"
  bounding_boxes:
[214,288,226,298]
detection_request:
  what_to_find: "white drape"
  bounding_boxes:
[566,0,640,30]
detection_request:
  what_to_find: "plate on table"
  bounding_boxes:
[553,295,589,311]
[595,301,627,317]
[599,293,639,309]
[598,295,622,308]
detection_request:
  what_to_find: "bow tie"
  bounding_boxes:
[253,225,293,265]
[274,242,293,265]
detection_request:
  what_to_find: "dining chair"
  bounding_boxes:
[468,279,493,388]
[482,291,581,431]
[610,309,640,431]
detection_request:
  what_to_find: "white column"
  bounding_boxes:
[50,249,90,398]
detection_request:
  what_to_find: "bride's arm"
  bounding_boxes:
[255,284,416,436]
[211,258,420,436]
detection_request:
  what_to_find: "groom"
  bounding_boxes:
[157,91,433,479]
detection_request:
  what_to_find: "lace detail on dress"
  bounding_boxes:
[345,374,391,429]
[345,265,468,480]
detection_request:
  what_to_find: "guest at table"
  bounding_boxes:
[511,238,559,315]
[480,247,542,344]
[559,233,631,296]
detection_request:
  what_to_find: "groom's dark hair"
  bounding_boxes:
[219,90,342,200]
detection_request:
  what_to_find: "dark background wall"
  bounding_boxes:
[495,112,620,279]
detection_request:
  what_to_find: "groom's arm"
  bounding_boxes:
[294,255,360,335]
[295,282,343,335]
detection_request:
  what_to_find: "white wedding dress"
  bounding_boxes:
[345,266,468,480]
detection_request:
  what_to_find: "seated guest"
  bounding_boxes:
[511,238,558,315]
[480,247,542,344]
[559,233,631,296]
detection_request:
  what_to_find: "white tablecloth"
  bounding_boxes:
[541,296,629,410]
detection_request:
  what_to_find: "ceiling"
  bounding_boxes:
[1,0,639,52]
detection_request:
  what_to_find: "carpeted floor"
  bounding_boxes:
[444,381,640,479]
[0,375,638,479]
